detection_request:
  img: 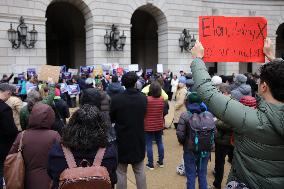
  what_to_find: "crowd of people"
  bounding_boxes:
[0,38,283,189]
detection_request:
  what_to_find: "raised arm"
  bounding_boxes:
[190,41,258,133]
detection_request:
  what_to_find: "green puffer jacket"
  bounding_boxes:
[191,58,284,189]
[20,86,55,130]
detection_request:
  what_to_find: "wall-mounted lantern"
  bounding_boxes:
[7,16,38,49]
[104,24,126,51]
[179,29,196,52]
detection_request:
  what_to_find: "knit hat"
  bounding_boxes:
[211,76,222,86]
[235,74,247,84]
[187,92,202,104]
[178,76,187,84]
[239,96,257,109]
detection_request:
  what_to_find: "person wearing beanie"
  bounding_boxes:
[173,76,188,129]
[239,96,257,109]
[211,76,223,88]
[231,74,252,101]
[52,86,70,135]
[176,92,213,189]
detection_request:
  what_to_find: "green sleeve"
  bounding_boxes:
[42,85,55,105]
[190,58,258,134]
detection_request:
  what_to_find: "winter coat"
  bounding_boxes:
[173,86,187,123]
[47,142,118,189]
[99,90,116,143]
[9,103,60,189]
[106,82,124,97]
[142,85,168,100]
[215,119,233,146]
[191,58,284,189]
[20,86,55,130]
[176,103,214,152]
[144,96,164,132]
[52,97,70,135]
[6,96,23,131]
[231,83,252,101]
[110,88,147,164]
[0,99,18,165]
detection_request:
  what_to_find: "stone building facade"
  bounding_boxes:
[0,0,283,76]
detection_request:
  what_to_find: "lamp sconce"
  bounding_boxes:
[104,24,126,51]
[7,16,38,49]
[179,29,196,52]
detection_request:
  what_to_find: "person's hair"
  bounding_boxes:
[260,60,284,101]
[157,78,164,86]
[112,75,118,83]
[0,83,15,93]
[62,105,108,151]
[149,81,161,98]
[80,88,101,108]
[219,83,231,94]
[26,90,42,112]
[122,72,138,88]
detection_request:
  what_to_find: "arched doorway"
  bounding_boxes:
[276,23,284,59]
[46,2,86,69]
[131,9,158,71]
[131,5,168,72]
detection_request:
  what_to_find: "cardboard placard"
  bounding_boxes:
[93,68,103,76]
[38,65,61,82]
[157,64,163,73]
[199,16,267,63]
[129,64,139,72]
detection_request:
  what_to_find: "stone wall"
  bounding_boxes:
[0,0,283,77]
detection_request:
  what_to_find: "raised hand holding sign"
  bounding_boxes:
[199,16,267,63]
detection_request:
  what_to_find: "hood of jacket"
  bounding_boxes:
[108,82,123,93]
[28,103,55,129]
[238,84,251,95]
[257,96,284,138]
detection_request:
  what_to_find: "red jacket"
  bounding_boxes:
[144,96,164,132]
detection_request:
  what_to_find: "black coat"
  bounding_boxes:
[110,88,147,164]
[47,142,118,188]
[52,98,70,135]
[0,99,18,162]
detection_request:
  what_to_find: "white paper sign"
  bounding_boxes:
[128,64,139,72]
[68,68,78,76]
[157,64,163,73]
[111,63,119,70]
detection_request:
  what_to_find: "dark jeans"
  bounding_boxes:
[213,144,234,189]
[145,130,164,166]
[184,151,209,189]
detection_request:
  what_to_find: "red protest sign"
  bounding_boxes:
[199,16,267,63]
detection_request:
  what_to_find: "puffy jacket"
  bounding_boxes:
[106,82,124,97]
[144,96,164,132]
[6,96,23,131]
[191,58,284,189]
[231,84,252,101]
[173,86,187,123]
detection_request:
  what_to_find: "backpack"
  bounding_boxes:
[59,145,111,189]
[188,111,216,153]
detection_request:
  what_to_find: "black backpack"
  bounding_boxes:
[188,111,216,153]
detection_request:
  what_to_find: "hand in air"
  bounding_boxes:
[191,40,204,59]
